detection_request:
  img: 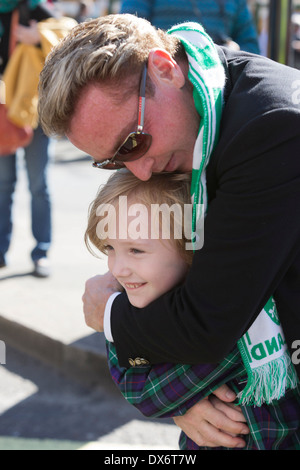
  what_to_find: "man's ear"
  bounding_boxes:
[148,49,186,89]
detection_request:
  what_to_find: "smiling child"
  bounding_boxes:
[85,169,300,451]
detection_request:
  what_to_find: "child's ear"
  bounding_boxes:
[148,49,186,89]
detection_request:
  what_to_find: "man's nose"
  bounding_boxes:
[125,156,155,181]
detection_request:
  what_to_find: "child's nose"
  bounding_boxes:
[111,257,131,278]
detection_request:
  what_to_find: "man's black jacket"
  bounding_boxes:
[110,47,300,379]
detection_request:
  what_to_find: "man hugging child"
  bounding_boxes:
[85,169,300,450]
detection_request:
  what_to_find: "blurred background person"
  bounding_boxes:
[75,1,91,23]
[0,0,54,277]
[120,0,260,53]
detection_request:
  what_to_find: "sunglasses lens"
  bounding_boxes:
[93,133,152,170]
[102,162,125,170]
[116,133,152,162]
[93,161,126,170]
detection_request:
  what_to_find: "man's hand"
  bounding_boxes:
[82,273,122,332]
[173,384,249,448]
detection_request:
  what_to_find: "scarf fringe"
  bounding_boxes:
[237,350,299,406]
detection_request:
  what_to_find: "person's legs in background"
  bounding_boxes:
[0,153,17,268]
[25,126,52,277]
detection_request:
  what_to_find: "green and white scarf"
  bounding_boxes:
[168,22,298,406]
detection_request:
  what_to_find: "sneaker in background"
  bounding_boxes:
[0,253,7,269]
[33,258,51,278]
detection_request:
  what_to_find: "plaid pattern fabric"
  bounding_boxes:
[107,341,300,450]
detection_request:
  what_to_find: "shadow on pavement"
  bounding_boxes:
[0,345,161,445]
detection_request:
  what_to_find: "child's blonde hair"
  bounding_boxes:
[85,170,193,265]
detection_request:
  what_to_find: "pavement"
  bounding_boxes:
[0,138,113,387]
[0,345,180,451]
[0,138,181,450]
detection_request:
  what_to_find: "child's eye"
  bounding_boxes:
[104,244,114,252]
[130,248,144,255]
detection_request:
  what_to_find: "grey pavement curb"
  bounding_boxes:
[0,314,113,388]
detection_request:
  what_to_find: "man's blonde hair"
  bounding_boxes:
[85,170,193,265]
[38,14,184,137]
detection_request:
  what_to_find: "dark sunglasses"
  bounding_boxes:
[92,64,152,170]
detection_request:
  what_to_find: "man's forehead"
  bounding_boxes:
[67,83,138,159]
[70,84,117,131]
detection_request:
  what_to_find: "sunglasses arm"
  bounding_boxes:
[138,96,146,132]
[93,159,115,169]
